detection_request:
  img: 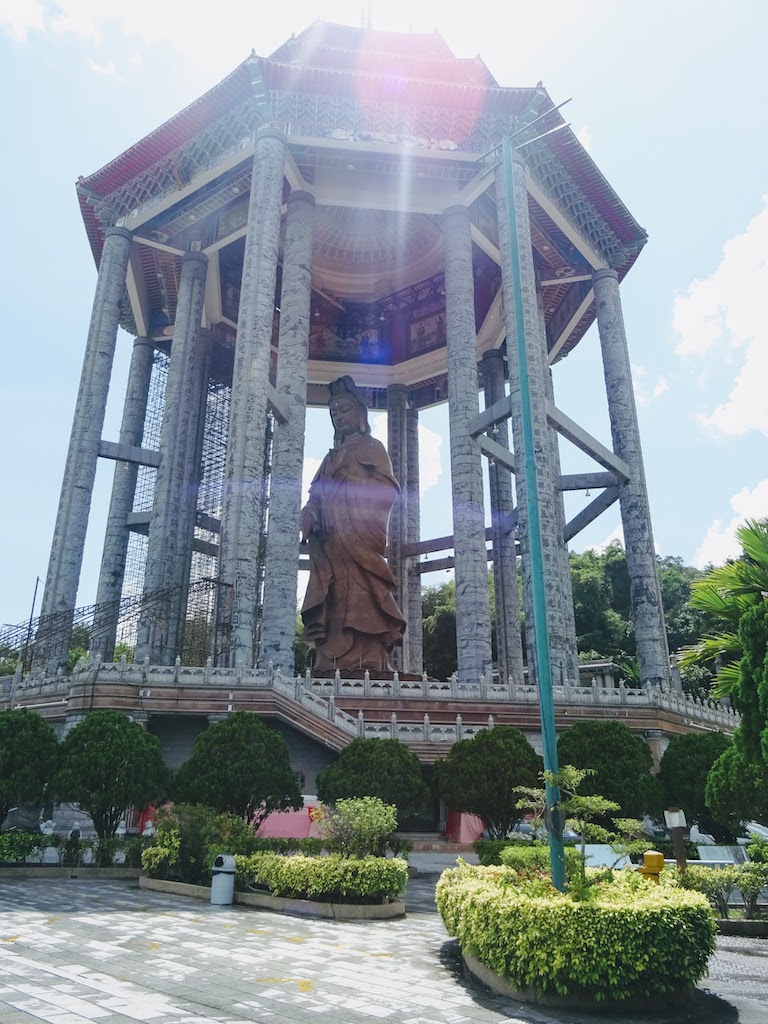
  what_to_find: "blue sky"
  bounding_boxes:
[1,1,767,629]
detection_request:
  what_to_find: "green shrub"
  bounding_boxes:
[735,863,768,919]
[0,830,44,863]
[498,843,583,879]
[746,833,768,863]
[311,797,397,858]
[679,863,768,919]
[248,836,324,856]
[677,864,739,918]
[436,861,715,1001]
[238,852,407,903]
[473,838,531,865]
[92,835,124,867]
[141,804,261,883]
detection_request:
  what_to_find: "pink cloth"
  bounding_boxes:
[255,806,323,839]
[443,811,485,843]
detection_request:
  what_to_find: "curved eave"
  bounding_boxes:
[80,58,255,198]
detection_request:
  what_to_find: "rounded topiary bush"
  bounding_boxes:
[238,852,407,904]
[436,861,715,1002]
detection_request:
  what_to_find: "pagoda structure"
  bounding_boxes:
[5,20,720,786]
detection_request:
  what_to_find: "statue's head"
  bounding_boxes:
[328,375,370,441]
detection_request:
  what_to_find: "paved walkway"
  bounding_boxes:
[0,876,765,1024]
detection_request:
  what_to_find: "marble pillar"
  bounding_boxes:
[537,289,579,686]
[495,152,569,688]
[92,336,155,661]
[405,404,423,672]
[593,268,670,687]
[481,349,524,684]
[441,206,493,681]
[39,226,133,670]
[218,128,286,667]
[259,190,315,671]
[387,383,409,668]
[136,250,208,663]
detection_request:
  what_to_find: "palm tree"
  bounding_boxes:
[678,518,768,697]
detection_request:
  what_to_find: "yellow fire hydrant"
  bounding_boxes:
[637,850,665,884]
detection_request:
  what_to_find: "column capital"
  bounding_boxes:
[255,126,287,145]
[180,249,208,269]
[133,337,155,349]
[442,204,470,223]
[104,225,132,243]
[287,189,315,207]
[592,267,620,286]
[387,383,409,397]
[481,347,505,365]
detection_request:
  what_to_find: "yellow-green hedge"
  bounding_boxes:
[237,852,407,903]
[436,861,715,1001]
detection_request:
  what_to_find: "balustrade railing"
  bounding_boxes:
[4,658,739,741]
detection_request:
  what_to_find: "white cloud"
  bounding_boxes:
[575,125,592,151]
[632,363,668,407]
[87,57,116,76]
[702,341,768,436]
[418,422,443,495]
[594,523,624,553]
[693,478,768,568]
[0,1,45,41]
[301,456,321,505]
[369,411,442,496]
[673,197,768,436]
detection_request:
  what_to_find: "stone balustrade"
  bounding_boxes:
[3,656,739,743]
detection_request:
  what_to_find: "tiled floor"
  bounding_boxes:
[0,878,766,1024]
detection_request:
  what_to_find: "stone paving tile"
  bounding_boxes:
[0,880,766,1024]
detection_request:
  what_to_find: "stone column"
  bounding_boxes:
[38,226,132,670]
[92,336,155,661]
[537,288,579,686]
[593,268,670,688]
[259,190,315,672]
[387,383,409,668]
[405,405,423,672]
[441,206,493,681]
[542,363,580,686]
[218,128,286,667]
[495,152,569,689]
[481,349,524,684]
[173,327,212,654]
[135,249,208,664]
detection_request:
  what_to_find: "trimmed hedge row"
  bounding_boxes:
[679,863,768,919]
[498,844,583,877]
[237,852,408,904]
[436,861,715,1001]
[474,838,578,866]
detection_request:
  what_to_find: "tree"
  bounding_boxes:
[55,710,169,838]
[311,796,397,857]
[705,742,768,835]
[569,546,632,659]
[0,708,60,828]
[658,731,732,840]
[557,720,661,819]
[679,518,768,696]
[422,580,458,680]
[433,726,542,838]
[66,624,91,673]
[293,612,311,675]
[316,737,429,819]
[173,711,302,824]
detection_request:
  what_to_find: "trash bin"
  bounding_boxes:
[210,853,236,905]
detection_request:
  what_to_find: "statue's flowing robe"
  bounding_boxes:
[301,433,406,671]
